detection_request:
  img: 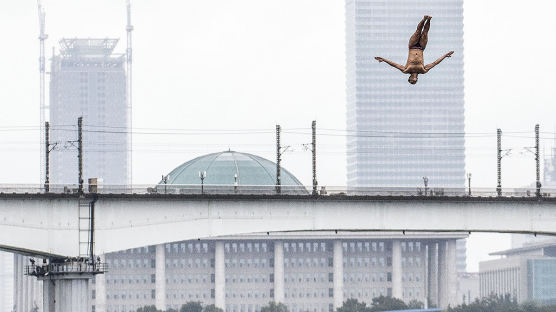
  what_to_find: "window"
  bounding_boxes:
[329,288,333,298]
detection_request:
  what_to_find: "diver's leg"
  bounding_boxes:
[408,16,427,48]
[419,16,431,49]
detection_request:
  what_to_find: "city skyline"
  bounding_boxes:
[1,2,556,311]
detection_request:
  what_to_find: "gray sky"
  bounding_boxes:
[1,0,556,271]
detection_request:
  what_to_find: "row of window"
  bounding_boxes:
[284,242,329,253]
[167,242,210,254]
[225,242,269,253]
[225,257,270,268]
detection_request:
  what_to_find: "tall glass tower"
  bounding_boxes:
[345,0,465,188]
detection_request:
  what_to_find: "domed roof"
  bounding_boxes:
[163,151,303,186]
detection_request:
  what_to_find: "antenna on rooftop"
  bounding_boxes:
[126,0,134,186]
[37,0,48,187]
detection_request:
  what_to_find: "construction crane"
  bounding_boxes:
[126,0,133,185]
[37,0,48,187]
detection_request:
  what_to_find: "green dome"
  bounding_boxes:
[163,151,303,186]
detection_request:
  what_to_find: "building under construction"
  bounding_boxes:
[49,38,129,186]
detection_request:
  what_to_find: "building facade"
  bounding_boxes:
[49,38,129,186]
[0,251,14,312]
[479,241,556,304]
[93,234,463,312]
[12,255,43,312]
[345,0,465,188]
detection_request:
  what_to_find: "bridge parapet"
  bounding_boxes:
[1,184,555,198]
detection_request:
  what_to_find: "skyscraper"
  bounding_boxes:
[49,38,129,186]
[345,0,465,188]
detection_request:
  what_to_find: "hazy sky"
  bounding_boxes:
[1,0,556,271]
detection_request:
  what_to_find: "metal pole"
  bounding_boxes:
[276,125,281,194]
[126,0,133,186]
[45,121,50,193]
[535,124,541,197]
[312,121,317,195]
[467,173,471,196]
[497,129,502,197]
[89,196,97,264]
[78,117,83,195]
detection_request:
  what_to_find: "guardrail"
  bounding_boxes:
[25,262,108,277]
[0,184,554,198]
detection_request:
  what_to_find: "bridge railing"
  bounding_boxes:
[1,184,555,198]
[25,262,108,277]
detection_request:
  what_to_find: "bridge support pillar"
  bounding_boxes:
[333,240,344,309]
[273,241,285,303]
[155,244,166,310]
[391,240,402,299]
[215,241,226,310]
[41,273,92,312]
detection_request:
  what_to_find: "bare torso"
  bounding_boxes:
[403,48,426,74]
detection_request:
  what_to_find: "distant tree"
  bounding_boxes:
[260,302,289,312]
[407,299,424,309]
[203,304,224,312]
[368,296,407,312]
[180,302,203,312]
[337,298,368,312]
[167,309,178,312]
[136,306,162,312]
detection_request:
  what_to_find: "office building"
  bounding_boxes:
[49,38,129,186]
[0,251,14,312]
[345,0,465,188]
[479,240,556,304]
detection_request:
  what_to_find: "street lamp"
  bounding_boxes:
[199,171,207,194]
[234,173,238,193]
[161,174,170,194]
[467,173,472,196]
[422,177,429,196]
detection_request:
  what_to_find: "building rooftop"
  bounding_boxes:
[59,38,120,57]
[162,150,303,186]
[490,239,556,257]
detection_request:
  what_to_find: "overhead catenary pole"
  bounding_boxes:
[78,117,83,195]
[535,124,541,197]
[497,128,502,196]
[312,120,318,195]
[44,121,50,193]
[276,125,281,194]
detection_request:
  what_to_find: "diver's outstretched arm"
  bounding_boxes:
[375,57,405,72]
[424,51,454,72]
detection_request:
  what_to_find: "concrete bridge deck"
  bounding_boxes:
[1,192,555,257]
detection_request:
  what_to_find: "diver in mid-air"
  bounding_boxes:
[374,15,454,84]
